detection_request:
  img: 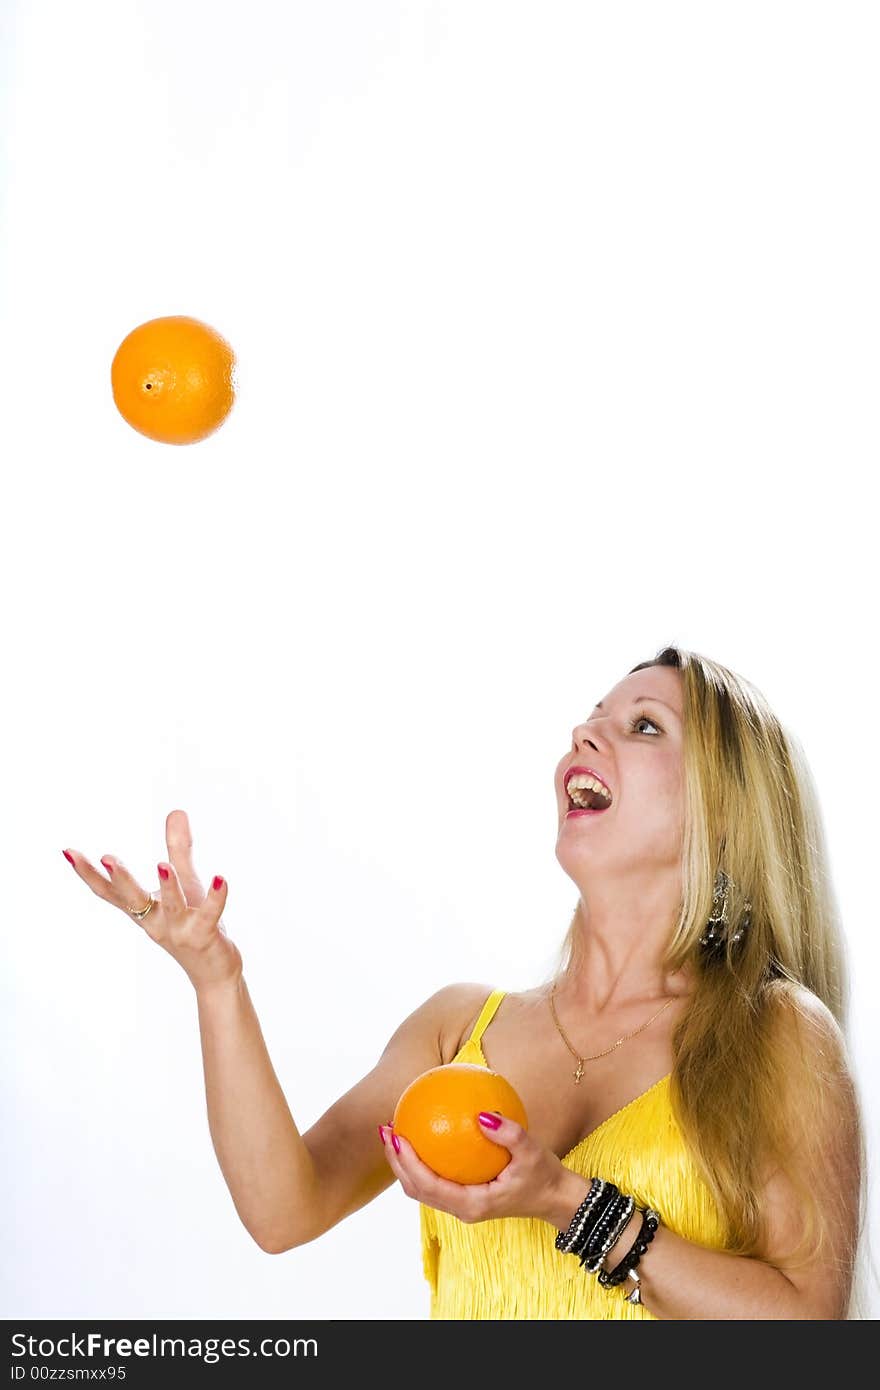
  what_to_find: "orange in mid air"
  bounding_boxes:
[110,315,236,444]
[392,1063,529,1184]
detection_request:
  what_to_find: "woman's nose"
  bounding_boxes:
[572,721,601,749]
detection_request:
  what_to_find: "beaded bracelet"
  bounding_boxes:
[581,1195,637,1274]
[556,1180,626,1259]
[573,1184,624,1253]
[555,1183,663,1302]
[597,1206,661,1288]
[555,1177,603,1252]
[572,1184,620,1251]
[577,1189,632,1264]
[555,1178,610,1253]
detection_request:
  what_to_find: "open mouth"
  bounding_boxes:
[567,785,611,812]
[562,767,613,817]
[566,798,611,816]
[564,777,613,815]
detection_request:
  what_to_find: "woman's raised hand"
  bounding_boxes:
[63,808,243,993]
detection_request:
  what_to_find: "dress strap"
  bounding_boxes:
[467,989,507,1049]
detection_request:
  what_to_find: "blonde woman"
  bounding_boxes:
[63,646,872,1319]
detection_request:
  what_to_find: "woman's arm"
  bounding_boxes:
[195,975,320,1253]
[548,994,863,1319]
[196,975,473,1254]
[549,1170,818,1318]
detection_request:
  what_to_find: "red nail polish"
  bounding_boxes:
[62,850,75,866]
[212,876,224,892]
[158,865,169,880]
[377,1125,386,1144]
[478,1111,502,1129]
[101,858,114,875]
[391,1133,401,1154]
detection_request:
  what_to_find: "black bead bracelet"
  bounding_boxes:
[555,1178,610,1253]
[575,1184,624,1255]
[580,1195,637,1274]
[555,1181,662,1297]
[578,1189,630,1261]
[597,1206,660,1287]
[558,1182,630,1262]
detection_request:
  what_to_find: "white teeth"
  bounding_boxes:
[566,773,612,807]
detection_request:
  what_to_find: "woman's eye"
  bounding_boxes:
[629,714,662,735]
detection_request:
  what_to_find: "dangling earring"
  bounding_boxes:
[699,869,751,948]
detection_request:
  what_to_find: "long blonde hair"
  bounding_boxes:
[544,645,875,1318]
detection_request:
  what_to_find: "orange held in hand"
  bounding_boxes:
[392,1063,529,1184]
[110,315,236,444]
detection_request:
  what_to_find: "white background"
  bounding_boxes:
[2,1,877,1320]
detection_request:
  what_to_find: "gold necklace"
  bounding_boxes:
[548,983,676,1084]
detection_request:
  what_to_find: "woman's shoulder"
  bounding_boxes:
[766,979,843,1042]
[763,980,851,1090]
[434,981,504,1065]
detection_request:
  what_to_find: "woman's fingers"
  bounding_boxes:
[380,1127,485,1222]
[157,858,216,945]
[62,850,119,908]
[98,854,158,924]
[63,833,239,990]
[156,857,188,924]
[62,848,154,923]
[164,809,206,908]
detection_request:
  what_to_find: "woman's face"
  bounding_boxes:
[554,665,686,888]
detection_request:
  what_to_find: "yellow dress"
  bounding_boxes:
[419,988,732,1319]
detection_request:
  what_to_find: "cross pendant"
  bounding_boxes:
[574,1060,584,1084]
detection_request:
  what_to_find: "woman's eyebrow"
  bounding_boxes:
[592,696,680,718]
